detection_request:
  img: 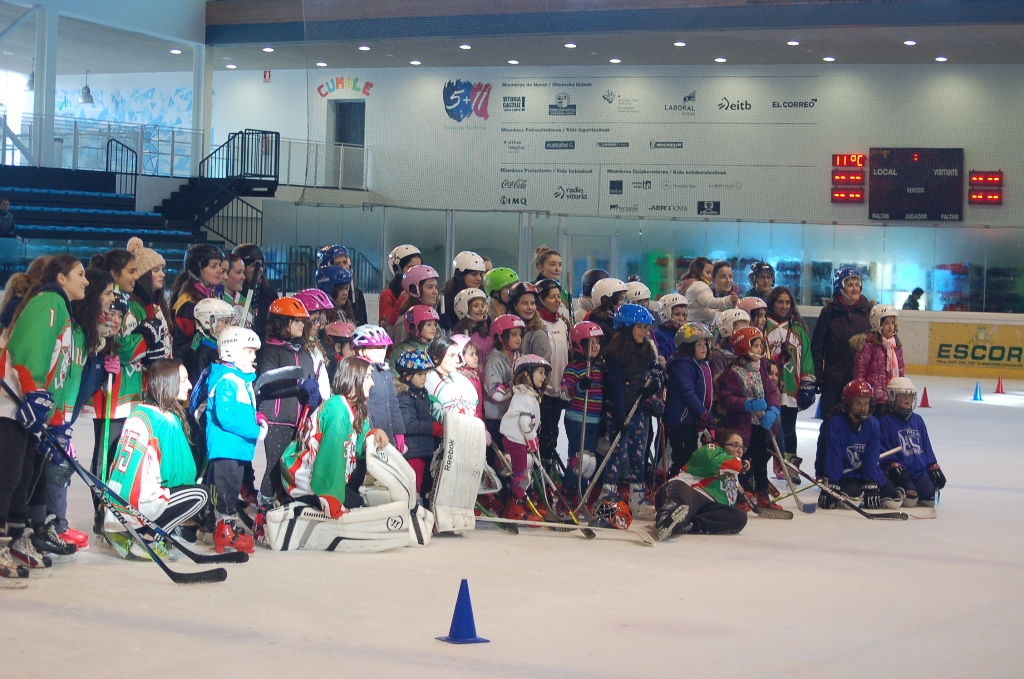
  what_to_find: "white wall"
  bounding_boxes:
[211,64,1024,228]
[5,0,205,44]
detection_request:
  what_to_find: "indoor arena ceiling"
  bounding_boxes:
[0,0,1020,76]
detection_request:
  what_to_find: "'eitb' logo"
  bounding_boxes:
[718,97,752,111]
[444,80,491,122]
[549,92,577,116]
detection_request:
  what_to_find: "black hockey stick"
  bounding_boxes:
[781,458,908,521]
[1,382,244,581]
[767,431,814,514]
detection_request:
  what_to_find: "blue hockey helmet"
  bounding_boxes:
[316,265,353,295]
[317,244,350,269]
[394,349,435,375]
[832,266,863,297]
[613,303,655,330]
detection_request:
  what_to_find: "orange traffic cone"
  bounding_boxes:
[919,387,930,408]
[996,376,1005,394]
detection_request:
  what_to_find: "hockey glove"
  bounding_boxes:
[797,381,817,411]
[580,452,597,478]
[577,376,593,392]
[928,463,947,490]
[862,482,882,509]
[644,365,666,395]
[144,340,166,364]
[38,424,72,461]
[103,353,121,375]
[17,390,54,433]
[132,317,162,347]
[298,378,322,411]
[744,397,767,413]
[885,461,912,487]
[394,434,406,454]
[432,421,445,438]
[817,479,840,509]
[760,406,779,430]
[644,395,665,418]
[256,413,269,442]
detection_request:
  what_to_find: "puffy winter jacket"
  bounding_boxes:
[395,379,435,460]
[851,332,905,404]
[653,325,677,362]
[715,359,780,445]
[682,279,733,325]
[365,360,406,439]
[665,354,712,427]
[205,362,260,462]
[811,295,872,392]
[257,338,316,426]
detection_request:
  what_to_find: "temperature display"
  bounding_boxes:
[833,153,866,168]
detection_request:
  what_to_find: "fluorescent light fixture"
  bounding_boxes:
[170,49,182,55]
[410,60,421,65]
[823,56,835,62]
[226,64,237,69]
[673,41,686,47]
[935,56,947,62]
[315,62,327,67]
[564,43,576,49]
[358,45,370,51]
[508,60,519,65]
[459,44,472,50]
[609,58,621,64]
[715,57,727,63]
[904,40,917,46]
[787,41,800,46]
[262,47,274,53]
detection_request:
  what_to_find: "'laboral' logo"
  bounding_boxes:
[718,97,752,111]
[665,90,696,115]
[317,75,373,98]
[444,80,491,122]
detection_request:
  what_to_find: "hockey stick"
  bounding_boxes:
[101,373,113,482]
[475,501,518,534]
[878,446,902,460]
[745,493,794,519]
[529,458,595,537]
[576,348,593,500]
[781,457,908,521]
[767,431,814,514]
[477,515,655,546]
[574,381,650,516]
[240,288,254,329]
[1,382,246,580]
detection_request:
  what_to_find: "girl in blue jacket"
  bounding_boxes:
[664,322,715,477]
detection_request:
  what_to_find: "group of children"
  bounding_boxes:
[0,240,950,585]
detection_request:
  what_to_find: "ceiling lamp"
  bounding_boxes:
[79,71,94,104]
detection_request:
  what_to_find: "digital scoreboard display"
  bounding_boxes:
[868,148,964,221]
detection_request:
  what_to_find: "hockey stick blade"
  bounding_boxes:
[747,501,793,520]
[782,458,908,521]
[477,515,654,546]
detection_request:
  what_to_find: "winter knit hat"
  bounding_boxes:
[127,237,166,274]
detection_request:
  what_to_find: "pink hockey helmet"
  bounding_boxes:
[490,313,526,344]
[293,288,333,312]
[402,264,440,299]
[570,320,605,354]
[404,305,441,335]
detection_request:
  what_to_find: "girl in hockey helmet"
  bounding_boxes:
[350,325,406,484]
[655,427,748,539]
[393,350,437,496]
[709,308,750,382]
[281,356,389,518]
[653,293,688,362]
[877,377,945,507]
[561,321,604,501]
[534,278,571,465]
[851,303,905,405]
[380,244,422,330]
[483,314,525,447]
[814,379,903,510]
[574,268,608,324]
[425,336,480,423]
[294,288,334,402]
[678,257,737,326]
[714,327,782,510]
[626,279,652,310]
[665,322,715,477]
[392,304,440,369]
[443,250,486,328]
[103,359,208,559]
[317,265,356,325]
[317,245,367,325]
[324,321,355,380]
[744,261,775,300]
[483,266,519,320]
[764,286,816,481]
[451,287,491,359]
[811,266,872,415]
[186,298,235,384]
[586,277,627,349]
[171,244,225,364]
[394,264,443,343]
[601,303,660,515]
[499,353,550,520]
[256,298,321,515]
[737,296,767,332]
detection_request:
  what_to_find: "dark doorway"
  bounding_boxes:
[334,100,365,146]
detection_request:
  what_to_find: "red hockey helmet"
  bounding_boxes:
[842,379,874,407]
[731,326,764,357]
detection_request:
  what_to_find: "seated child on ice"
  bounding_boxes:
[876,377,946,507]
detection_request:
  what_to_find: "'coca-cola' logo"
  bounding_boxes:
[501,179,527,190]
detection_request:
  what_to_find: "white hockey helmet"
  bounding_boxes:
[453,250,486,274]
[870,303,899,332]
[388,244,421,276]
[718,308,751,338]
[657,293,688,323]
[453,287,487,320]
[218,326,261,364]
[626,281,652,306]
[886,376,917,415]
[194,298,235,335]
[591,277,627,307]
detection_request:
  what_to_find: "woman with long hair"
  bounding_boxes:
[442,250,486,328]
[128,238,172,357]
[280,356,389,517]
[0,255,89,582]
[532,245,573,317]
[678,257,737,326]
[0,255,51,337]
[103,359,208,559]
[379,244,422,331]
[171,243,225,365]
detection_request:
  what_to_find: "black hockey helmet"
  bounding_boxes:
[183,243,226,281]
[232,243,265,267]
[748,261,775,286]
[580,268,609,297]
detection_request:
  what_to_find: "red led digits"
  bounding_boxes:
[968,171,1004,204]
[832,154,865,168]
[832,153,866,202]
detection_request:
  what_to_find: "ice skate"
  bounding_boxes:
[628,483,655,521]
[655,501,692,541]
[0,545,29,588]
[59,528,90,550]
[33,516,77,556]
[500,497,527,521]
[10,527,53,575]
[756,491,784,511]
[213,519,255,554]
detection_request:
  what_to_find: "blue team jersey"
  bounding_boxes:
[877,412,937,478]
[822,413,887,485]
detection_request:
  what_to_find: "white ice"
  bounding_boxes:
[5,376,1023,678]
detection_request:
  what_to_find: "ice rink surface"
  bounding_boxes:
[5,376,1023,678]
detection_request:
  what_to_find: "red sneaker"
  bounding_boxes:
[59,528,90,550]
[213,520,255,554]
[756,492,783,511]
[501,498,527,521]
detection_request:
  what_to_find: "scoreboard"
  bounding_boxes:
[868,148,964,221]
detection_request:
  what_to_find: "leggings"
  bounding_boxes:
[260,423,296,501]
[739,426,770,494]
[538,395,565,465]
[666,422,699,477]
[602,411,649,486]
[502,437,530,498]
[0,417,37,525]
[779,406,799,458]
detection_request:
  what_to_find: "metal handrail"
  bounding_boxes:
[200,129,280,180]
[105,139,137,198]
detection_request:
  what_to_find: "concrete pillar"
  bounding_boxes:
[32,6,58,167]
[192,43,214,175]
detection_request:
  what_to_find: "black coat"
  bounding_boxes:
[810,296,872,391]
[397,382,435,459]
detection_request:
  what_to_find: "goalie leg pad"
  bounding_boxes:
[363,441,417,511]
[265,501,410,553]
[431,413,486,533]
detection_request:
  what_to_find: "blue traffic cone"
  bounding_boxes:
[973,381,983,402]
[437,579,489,644]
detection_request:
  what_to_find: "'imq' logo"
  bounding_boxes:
[718,97,752,111]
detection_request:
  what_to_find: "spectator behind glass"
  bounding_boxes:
[0,197,13,236]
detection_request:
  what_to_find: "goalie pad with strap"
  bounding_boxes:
[430,412,486,533]
[362,440,433,547]
[265,500,410,552]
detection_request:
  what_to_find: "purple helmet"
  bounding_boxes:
[350,324,393,348]
[294,288,333,312]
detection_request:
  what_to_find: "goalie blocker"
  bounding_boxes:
[266,441,433,552]
[431,412,487,533]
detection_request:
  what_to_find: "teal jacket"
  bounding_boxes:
[205,362,260,462]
